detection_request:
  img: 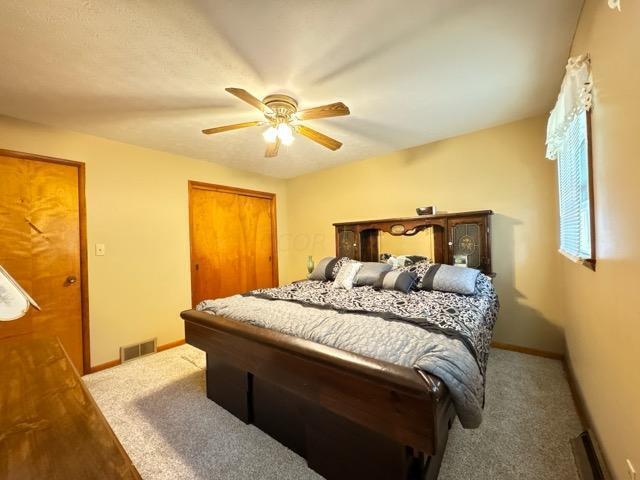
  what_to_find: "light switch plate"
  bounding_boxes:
[95,243,106,256]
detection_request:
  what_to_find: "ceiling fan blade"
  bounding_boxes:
[296,102,350,120]
[202,121,263,135]
[226,87,273,114]
[265,137,281,158]
[295,125,342,151]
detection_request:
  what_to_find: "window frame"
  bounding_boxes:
[556,110,596,271]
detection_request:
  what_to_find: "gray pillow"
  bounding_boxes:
[353,262,392,287]
[308,256,348,281]
[398,260,432,289]
[420,264,480,295]
[373,270,417,294]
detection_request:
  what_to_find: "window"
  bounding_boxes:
[556,110,595,267]
[546,54,594,268]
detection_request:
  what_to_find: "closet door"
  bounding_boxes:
[189,182,277,306]
[0,153,85,372]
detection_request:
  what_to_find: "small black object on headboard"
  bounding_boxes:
[416,206,436,216]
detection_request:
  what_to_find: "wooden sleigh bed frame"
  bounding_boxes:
[182,211,493,480]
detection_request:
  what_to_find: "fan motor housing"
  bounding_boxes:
[263,94,298,120]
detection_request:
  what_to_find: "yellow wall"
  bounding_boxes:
[563,1,640,477]
[1,113,566,362]
[283,115,567,353]
[0,115,288,367]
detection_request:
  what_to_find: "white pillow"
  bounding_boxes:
[384,255,416,268]
[332,261,363,290]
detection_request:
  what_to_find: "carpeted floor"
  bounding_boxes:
[84,345,582,480]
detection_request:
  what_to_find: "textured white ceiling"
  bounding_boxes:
[0,0,582,178]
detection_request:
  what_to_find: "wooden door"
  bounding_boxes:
[189,182,277,306]
[0,152,86,372]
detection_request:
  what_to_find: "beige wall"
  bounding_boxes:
[563,1,640,477]
[0,115,288,367]
[0,114,565,359]
[1,113,567,363]
[283,115,567,353]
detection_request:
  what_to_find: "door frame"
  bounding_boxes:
[188,181,279,307]
[0,148,90,374]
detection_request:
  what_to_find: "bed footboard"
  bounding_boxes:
[181,309,455,480]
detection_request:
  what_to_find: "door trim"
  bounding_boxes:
[188,181,279,307]
[0,148,90,374]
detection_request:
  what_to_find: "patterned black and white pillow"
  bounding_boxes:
[398,260,432,289]
[331,257,350,279]
[308,256,350,281]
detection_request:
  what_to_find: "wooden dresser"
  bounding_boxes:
[0,336,140,480]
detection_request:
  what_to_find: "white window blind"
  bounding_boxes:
[557,110,592,260]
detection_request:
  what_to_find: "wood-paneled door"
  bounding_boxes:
[189,181,278,306]
[0,149,89,373]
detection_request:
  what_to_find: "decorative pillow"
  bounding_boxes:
[353,262,392,287]
[373,270,417,294]
[331,257,350,279]
[398,260,432,289]
[383,255,431,269]
[404,255,429,265]
[383,255,401,269]
[332,261,363,290]
[308,256,349,281]
[420,263,480,295]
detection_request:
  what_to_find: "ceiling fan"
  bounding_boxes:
[202,88,350,158]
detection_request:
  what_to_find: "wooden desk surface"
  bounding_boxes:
[0,336,141,480]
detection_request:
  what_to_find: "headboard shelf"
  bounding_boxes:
[332,210,493,226]
[333,210,494,274]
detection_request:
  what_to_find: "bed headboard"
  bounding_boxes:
[333,210,494,275]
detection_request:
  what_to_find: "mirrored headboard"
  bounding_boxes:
[333,210,494,274]
[378,228,435,261]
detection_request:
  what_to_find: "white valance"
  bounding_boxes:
[545,54,593,160]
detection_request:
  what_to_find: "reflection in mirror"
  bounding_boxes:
[378,227,434,262]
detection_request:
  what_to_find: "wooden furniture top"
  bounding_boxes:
[333,210,493,227]
[182,309,449,454]
[333,210,494,274]
[0,336,141,480]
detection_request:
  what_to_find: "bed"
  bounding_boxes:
[181,212,497,480]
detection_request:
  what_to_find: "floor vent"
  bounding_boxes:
[571,430,609,480]
[120,338,157,363]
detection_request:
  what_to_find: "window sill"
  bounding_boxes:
[558,249,596,271]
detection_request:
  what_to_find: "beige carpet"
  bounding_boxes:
[84,345,582,480]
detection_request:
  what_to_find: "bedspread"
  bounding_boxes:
[197,276,499,428]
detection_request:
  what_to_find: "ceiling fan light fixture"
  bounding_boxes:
[262,126,278,143]
[277,123,294,145]
[202,88,349,157]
